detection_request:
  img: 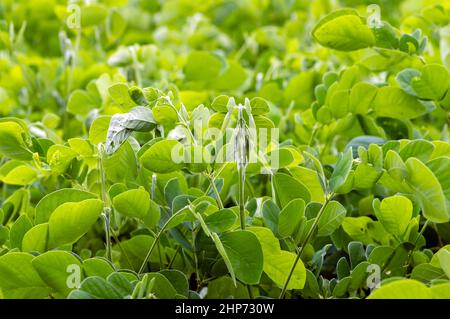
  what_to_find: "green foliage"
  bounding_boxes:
[0,0,449,301]
[48,199,103,247]
[312,9,375,51]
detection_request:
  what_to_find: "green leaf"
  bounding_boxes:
[0,252,51,298]
[399,139,434,162]
[368,279,431,299]
[353,163,382,189]
[107,272,134,297]
[289,167,325,203]
[48,199,104,247]
[336,257,350,280]
[250,97,270,115]
[212,60,247,90]
[405,158,448,223]
[348,241,366,269]
[278,199,305,238]
[253,115,275,129]
[430,246,450,267]
[46,145,78,175]
[273,173,311,207]
[104,141,138,182]
[312,9,375,51]
[80,4,108,27]
[211,232,236,285]
[431,283,450,299]
[204,209,237,233]
[329,148,353,192]
[22,223,49,253]
[211,95,230,112]
[207,276,251,298]
[249,227,306,289]
[373,195,412,236]
[140,139,184,174]
[349,82,378,114]
[106,10,127,42]
[411,263,446,283]
[373,23,399,49]
[141,273,178,299]
[329,89,350,118]
[108,83,135,109]
[185,51,223,83]
[67,90,99,116]
[342,217,373,244]
[333,276,351,297]
[398,64,449,100]
[89,116,111,145]
[317,200,347,236]
[0,164,37,186]
[9,214,32,249]
[348,261,370,291]
[35,188,97,224]
[427,157,450,220]
[117,235,157,271]
[262,200,280,235]
[82,258,115,279]
[0,121,33,160]
[275,147,304,168]
[142,199,161,229]
[396,68,422,96]
[0,225,8,246]
[68,138,94,156]
[437,250,450,279]
[32,251,82,298]
[372,87,427,119]
[76,276,123,299]
[113,188,150,219]
[159,269,189,297]
[283,70,318,109]
[218,230,264,285]
[152,105,178,125]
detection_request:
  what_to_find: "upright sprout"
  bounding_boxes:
[234,102,257,299]
[235,103,251,230]
[98,143,113,261]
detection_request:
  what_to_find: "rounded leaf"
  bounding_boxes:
[48,199,104,247]
[113,188,150,219]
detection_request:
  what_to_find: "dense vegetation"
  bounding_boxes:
[0,0,450,299]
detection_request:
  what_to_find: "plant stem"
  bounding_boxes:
[278,195,332,299]
[238,164,246,230]
[417,219,430,242]
[206,174,223,209]
[138,211,183,275]
[111,229,132,269]
[246,285,254,299]
[405,219,432,267]
[168,245,181,269]
[237,163,254,297]
[192,226,201,288]
[98,143,113,261]
[103,210,113,261]
[138,228,163,275]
